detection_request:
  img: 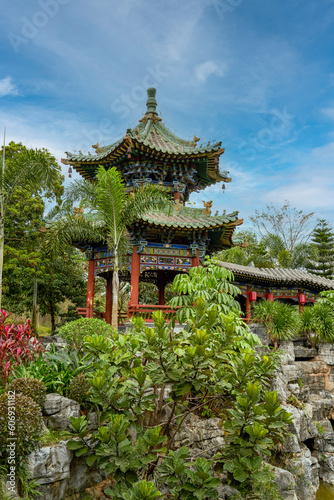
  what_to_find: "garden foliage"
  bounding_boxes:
[0,392,43,461]
[58,317,117,352]
[0,310,43,386]
[66,266,291,499]
[252,300,299,348]
[8,377,47,407]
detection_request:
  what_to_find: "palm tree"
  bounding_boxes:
[252,300,299,348]
[45,166,172,329]
[0,141,63,310]
[299,302,334,348]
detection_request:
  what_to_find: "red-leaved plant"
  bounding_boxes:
[0,310,44,386]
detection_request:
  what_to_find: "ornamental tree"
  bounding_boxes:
[45,166,172,329]
[0,141,63,309]
[306,219,334,279]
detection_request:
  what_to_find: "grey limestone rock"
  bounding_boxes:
[272,369,291,402]
[308,392,334,421]
[315,452,334,486]
[318,343,334,366]
[282,404,319,442]
[279,341,295,365]
[294,346,318,360]
[293,447,319,500]
[27,441,72,485]
[270,465,298,500]
[43,393,81,430]
[173,413,224,456]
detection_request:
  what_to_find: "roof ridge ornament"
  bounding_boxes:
[138,88,163,124]
[146,87,157,114]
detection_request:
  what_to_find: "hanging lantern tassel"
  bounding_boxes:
[222,183,225,193]
[127,146,132,159]
[68,166,72,178]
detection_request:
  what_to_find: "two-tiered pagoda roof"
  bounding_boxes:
[62,88,242,250]
[62,88,231,198]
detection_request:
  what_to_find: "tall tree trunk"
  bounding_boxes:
[0,129,5,311]
[31,277,38,330]
[0,219,4,311]
[111,253,119,330]
[50,299,56,333]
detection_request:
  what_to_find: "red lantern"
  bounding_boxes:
[249,291,257,302]
[267,293,274,302]
[299,294,306,305]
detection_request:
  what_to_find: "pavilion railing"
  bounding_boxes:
[127,303,178,321]
[76,308,128,325]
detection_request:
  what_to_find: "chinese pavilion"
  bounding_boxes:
[61,88,243,323]
[219,261,334,322]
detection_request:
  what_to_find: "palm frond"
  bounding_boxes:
[64,179,98,208]
[44,215,106,258]
[122,183,173,225]
[95,166,127,244]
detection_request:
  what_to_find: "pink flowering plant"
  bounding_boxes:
[0,310,44,387]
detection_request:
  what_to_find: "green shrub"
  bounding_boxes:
[68,373,90,404]
[252,300,299,348]
[8,377,47,408]
[0,393,43,460]
[58,318,116,351]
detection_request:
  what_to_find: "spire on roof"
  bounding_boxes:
[146,87,158,114]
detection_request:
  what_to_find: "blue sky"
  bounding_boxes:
[1,0,334,227]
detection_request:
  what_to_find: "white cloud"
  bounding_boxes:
[262,141,334,214]
[322,107,334,120]
[194,60,227,83]
[0,76,18,97]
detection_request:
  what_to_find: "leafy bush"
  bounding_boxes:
[8,377,47,408]
[67,291,290,499]
[11,349,94,396]
[58,317,116,351]
[0,393,43,460]
[68,373,90,404]
[0,310,43,385]
[216,384,292,496]
[252,300,299,348]
[298,302,334,348]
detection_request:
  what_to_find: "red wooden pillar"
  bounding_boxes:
[191,249,200,268]
[158,275,165,306]
[174,191,180,201]
[86,259,95,318]
[105,275,113,324]
[298,289,305,314]
[130,246,140,306]
[245,286,251,323]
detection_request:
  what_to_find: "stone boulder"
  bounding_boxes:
[279,341,295,365]
[318,343,334,366]
[271,465,298,500]
[282,404,319,442]
[299,361,332,393]
[294,346,318,360]
[173,413,224,456]
[288,382,310,403]
[272,369,291,402]
[27,441,72,500]
[293,447,319,500]
[43,393,81,430]
[315,452,334,486]
[308,392,334,421]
